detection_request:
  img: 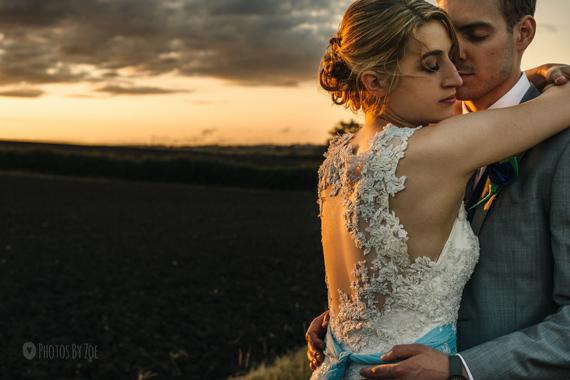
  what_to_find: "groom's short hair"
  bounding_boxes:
[499,0,536,31]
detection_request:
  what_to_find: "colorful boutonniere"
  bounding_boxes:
[469,156,519,211]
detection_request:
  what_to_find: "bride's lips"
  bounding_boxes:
[440,94,456,105]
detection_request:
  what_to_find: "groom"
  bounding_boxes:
[306,0,570,378]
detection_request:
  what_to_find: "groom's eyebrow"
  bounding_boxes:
[455,21,492,32]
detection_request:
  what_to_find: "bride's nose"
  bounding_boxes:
[444,68,463,88]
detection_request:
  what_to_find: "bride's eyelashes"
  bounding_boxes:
[422,59,440,72]
[426,63,440,72]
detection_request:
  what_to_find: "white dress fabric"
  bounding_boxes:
[312,124,480,380]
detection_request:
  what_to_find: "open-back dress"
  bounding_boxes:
[311,125,479,380]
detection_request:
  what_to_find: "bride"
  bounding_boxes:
[309,0,570,379]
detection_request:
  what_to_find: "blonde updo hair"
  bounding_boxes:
[320,0,459,116]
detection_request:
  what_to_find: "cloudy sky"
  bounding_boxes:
[1,0,570,146]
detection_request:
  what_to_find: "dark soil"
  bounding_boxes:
[0,172,327,380]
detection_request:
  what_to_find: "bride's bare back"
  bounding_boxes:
[320,124,470,315]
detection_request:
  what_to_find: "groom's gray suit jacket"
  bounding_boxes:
[458,85,570,379]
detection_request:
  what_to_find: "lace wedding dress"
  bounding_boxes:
[311,125,479,380]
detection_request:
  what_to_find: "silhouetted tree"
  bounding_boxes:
[327,119,362,142]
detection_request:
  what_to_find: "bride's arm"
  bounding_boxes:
[420,82,570,180]
[525,63,570,91]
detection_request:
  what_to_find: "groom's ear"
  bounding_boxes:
[515,15,536,52]
[361,71,388,97]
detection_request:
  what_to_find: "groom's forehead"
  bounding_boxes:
[437,0,501,12]
[437,0,505,26]
[437,0,501,13]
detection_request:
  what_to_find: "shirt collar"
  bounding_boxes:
[462,73,531,114]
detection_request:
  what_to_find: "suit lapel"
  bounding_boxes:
[469,84,540,234]
[470,174,490,235]
[471,144,529,234]
[466,168,487,222]
[520,84,541,103]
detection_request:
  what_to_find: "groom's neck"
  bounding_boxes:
[462,70,524,112]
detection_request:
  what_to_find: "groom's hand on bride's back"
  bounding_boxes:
[360,344,452,379]
[305,310,329,370]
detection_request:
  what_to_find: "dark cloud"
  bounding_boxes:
[95,84,185,95]
[0,0,71,26]
[201,128,217,136]
[0,0,350,92]
[0,87,44,98]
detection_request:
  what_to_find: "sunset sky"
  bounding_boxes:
[1,0,570,147]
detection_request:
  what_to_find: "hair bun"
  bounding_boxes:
[322,35,351,84]
[329,37,342,48]
[319,45,353,96]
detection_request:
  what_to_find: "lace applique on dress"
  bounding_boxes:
[316,124,479,378]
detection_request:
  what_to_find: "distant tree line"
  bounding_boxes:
[0,147,320,191]
[0,119,361,190]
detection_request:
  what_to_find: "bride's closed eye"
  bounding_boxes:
[423,60,440,72]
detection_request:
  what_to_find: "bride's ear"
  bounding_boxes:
[361,70,388,97]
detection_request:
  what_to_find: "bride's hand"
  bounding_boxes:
[526,63,570,91]
[545,65,570,85]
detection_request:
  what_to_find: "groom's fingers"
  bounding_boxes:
[306,329,325,349]
[305,328,326,354]
[359,363,397,379]
[363,346,450,380]
[322,310,330,328]
[380,343,425,362]
[358,345,422,379]
[306,311,331,370]
[305,311,328,350]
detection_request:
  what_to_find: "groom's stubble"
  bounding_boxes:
[438,0,524,110]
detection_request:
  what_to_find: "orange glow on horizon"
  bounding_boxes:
[1,1,569,147]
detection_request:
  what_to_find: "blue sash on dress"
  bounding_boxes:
[314,323,456,380]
